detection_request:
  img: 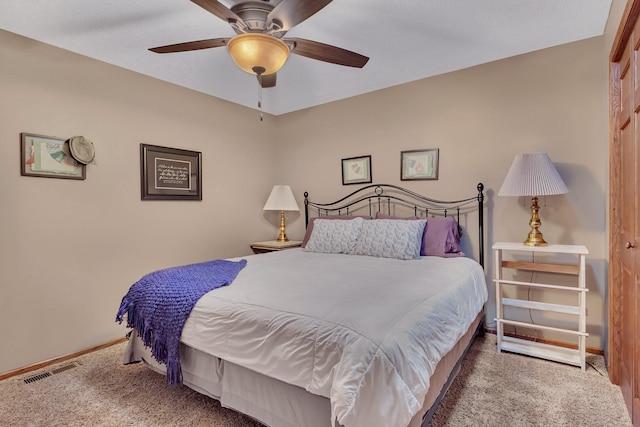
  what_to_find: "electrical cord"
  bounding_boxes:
[512,251,537,341]
[586,361,605,376]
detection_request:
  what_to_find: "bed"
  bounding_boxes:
[119,183,488,427]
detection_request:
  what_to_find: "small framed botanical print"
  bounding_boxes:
[342,155,372,185]
[401,149,439,181]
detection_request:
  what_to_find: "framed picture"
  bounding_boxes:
[20,133,86,180]
[400,149,439,181]
[342,155,372,185]
[140,144,202,200]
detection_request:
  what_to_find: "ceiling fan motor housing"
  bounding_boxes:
[230,1,282,34]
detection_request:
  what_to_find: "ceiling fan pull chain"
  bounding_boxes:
[254,66,265,122]
[258,78,263,121]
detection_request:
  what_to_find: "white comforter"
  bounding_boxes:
[181,249,487,427]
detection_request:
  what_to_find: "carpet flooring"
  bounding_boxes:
[0,333,631,426]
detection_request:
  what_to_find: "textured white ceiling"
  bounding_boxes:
[0,0,613,115]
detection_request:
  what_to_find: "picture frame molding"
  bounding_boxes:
[341,155,372,185]
[20,133,86,180]
[400,148,439,181]
[140,143,202,201]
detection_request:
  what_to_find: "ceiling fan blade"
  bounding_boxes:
[286,38,369,68]
[149,38,229,54]
[259,73,277,88]
[191,0,242,23]
[268,0,333,31]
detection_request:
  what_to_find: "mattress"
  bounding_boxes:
[125,249,487,427]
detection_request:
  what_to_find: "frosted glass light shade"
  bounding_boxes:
[263,185,299,211]
[498,153,568,197]
[227,33,290,76]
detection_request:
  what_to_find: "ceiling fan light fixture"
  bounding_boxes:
[227,33,290,76]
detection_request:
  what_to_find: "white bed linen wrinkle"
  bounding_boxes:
[180,249,487,427]
[331,257,486,427]
[335,271,466,415]
[353,271,471,399]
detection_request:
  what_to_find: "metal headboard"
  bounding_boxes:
[304,183,485,267]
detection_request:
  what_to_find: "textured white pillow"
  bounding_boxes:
[350,219,427,260]
[303,217,364,254]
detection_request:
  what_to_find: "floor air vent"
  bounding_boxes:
[50,362,79,375]
[23,372,52,384]
[23,362,79,384]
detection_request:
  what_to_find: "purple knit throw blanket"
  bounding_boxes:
[115,259,247,386]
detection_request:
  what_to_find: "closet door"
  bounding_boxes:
[631,24,640,423]
[632,26,640,425]
[610,2,640,425]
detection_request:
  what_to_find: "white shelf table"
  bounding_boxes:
[493,242,589,370]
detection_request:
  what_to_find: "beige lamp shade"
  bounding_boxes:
[263,185,299,211]
[227,33,290,76]
[498,153,568,197]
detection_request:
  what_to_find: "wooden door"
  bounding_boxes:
[629,26,640,422]
[620,30,635,423]
[610,2,640,425]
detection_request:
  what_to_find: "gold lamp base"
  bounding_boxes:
[275,210,289,242]
[523,196,548,246]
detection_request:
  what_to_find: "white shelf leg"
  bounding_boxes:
[578,253,587,371]
[494,248,503,352]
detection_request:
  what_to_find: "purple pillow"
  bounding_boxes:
[301,215,372,248]
[375,213,464,257]
[422,217,464,257]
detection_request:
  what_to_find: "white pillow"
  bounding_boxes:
[303,217,364,254]
[349,219,427,260]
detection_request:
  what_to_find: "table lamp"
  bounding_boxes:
[263,185,299,242]
[498,153,568,246]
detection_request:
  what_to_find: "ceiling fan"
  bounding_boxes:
[149,0,369,88]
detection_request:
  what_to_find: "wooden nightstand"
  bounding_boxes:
[250,240,302,254]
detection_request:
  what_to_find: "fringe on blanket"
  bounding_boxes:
[116,258,247,386]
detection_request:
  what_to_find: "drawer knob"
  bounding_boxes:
[626,242,635,249]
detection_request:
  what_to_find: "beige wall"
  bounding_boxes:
[0,29,280,374]
[0,5,622,374]
[276,35,610,350]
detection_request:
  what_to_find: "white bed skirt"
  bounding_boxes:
[123,311,484,427]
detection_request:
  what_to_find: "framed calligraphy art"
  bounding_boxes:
[140,144,202,200]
